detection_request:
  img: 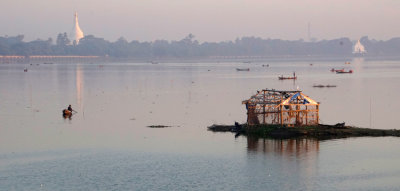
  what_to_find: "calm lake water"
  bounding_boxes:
[1,59,400,190]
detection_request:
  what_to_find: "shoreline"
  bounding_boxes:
[3,55,400,64]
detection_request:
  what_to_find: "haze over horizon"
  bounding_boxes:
[2,0,400,42]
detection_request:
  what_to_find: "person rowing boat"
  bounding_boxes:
[63,104,77,117]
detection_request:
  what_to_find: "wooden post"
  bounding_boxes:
[305,105,308,126]
[280,105,283,126]
[318,105,320,124]
[263,91,266,124]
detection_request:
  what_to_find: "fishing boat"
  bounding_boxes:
[331,68,345,72]
[345,62,351,64]
[62,109,72,117]
[278,76,297,80]
[236,68,250,71]
[278,72,297,80]
[336,70,353,74]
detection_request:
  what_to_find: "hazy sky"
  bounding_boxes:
[1,0,400,42]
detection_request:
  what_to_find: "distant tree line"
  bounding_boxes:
[1,33,400,58]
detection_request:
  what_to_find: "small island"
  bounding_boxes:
[209,89,400,139]
[208,123,400,139]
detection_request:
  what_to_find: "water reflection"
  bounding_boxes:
[76,65,84,109]
[247,136,319,157]
[246,137,320,190]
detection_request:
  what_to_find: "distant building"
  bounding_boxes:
[353,39,367,55]
[71,12,84,45]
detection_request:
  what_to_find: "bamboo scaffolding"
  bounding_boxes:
[243,89,319,126]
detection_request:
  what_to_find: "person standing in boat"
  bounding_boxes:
[293,72,296,77]
[68,105,73,112]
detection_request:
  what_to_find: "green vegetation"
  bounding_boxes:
[2,34,400,59]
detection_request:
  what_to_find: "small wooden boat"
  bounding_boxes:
[62,109,72,117]
[331,68,345,72]
[278,76,297,80]
[345,62,351,64]
[236,68,250,71]
[278,73,297,80]
[336,70,353,74]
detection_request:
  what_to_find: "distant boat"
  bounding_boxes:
[345,62,351,64]
[236,68,250,71]
[243,61,251,64]
[278,72,297,80]
[331,68,345,72]
[336,70,353,74]
[278,76,297,80]
[313,84,337,88]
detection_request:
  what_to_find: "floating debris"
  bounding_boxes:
[236,68,250,71]
[313,84,337,88]
[147,125,171,128]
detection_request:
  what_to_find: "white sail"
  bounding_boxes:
[72,12,84,45]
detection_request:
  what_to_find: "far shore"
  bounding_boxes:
[3,55,400,64]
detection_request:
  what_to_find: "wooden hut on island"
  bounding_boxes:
[242,89,319,127]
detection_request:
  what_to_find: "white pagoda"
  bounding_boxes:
[71,12,84,45]
[353,39,367,54]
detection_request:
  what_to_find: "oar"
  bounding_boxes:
[72,110,78,114]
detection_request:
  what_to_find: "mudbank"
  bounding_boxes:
[208,123,400,139]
